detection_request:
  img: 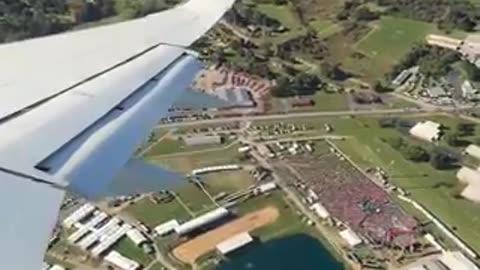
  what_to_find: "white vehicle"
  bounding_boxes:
[0,0,234,269]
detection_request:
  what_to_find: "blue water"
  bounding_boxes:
[216,234,344,270]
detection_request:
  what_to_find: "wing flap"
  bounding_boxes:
[38,54,203,198]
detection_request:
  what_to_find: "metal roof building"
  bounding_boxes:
[104,251,140,270]
[154,219,180,236]
[409,121,442,142]
[175,207,230,235]
[63,204,96,228]
[216,232,253,254]
[126,228,148,246]
[339,228,362,247]
[258,182,277,193]
[49,265,66,270]
[91,223,131,257]
[68,212,109,243]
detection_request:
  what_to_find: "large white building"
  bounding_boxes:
[456,167,480,203]
[104,251,140,270]
[154,219,180,236]
[216,232,253,254]
[62,203,96,228]
[310,202,330,219]
[175,207,230,235]
[409,121,442,142]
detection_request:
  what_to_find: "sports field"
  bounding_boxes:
[172,207,279,264]
[346,17,435,80]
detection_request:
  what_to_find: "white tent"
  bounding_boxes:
[339,228,362,247]
[465,144,480,160]
[456,167,480,203]
[310,203,330,219]
[409,121,441,142]
[440,251,479,270]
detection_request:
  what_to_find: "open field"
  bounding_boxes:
[175,182,216,214]
[345,17,436,80]
[309,19,341,38]
[143,137,230,156]
[148,144,242,173]
[124,197,191,227]
[172,206,280,264]
[203,170,255,195]
[270,92,350,113]
[114,238,153,266]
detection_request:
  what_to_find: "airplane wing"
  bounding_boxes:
[0,0,234,268]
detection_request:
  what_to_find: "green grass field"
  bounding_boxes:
[124,197,191,227]
[254,3,306,44]
[203,170,255,195]
[270,92,350,113]
[346,17,435,80]
[114,238,154,266]
[143,137,229,156]
[147,144,241,173]
[309,19,341,38]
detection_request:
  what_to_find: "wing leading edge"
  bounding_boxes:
[0,0,234,269]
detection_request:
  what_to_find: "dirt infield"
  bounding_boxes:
[172,206,279,264]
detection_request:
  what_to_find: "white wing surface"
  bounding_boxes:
[0,0,234,269]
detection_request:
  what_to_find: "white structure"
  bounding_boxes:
[238,146,251,153]
[68,211,109,243]
[461,34,480,67]
[456,167,480,203]
[216,232,253,254]
[191,164,241,176]
[183,135,222,146]
[310,202,330,219]
[339,228,362,247]
[63,204,96,228]
[175,207,230,235]
[49,265,66,270]
[104,251,140,270]
[462,80,480,100]
[258,182,277,193]
[154,219,180,236]
[216,88,255,107]
[426,34,463,50]
[126,229,148,246]
[409,121,442,142]
[465,144,480,160]
[440,251,479,270]
[91,223,131,257]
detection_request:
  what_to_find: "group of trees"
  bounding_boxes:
[276,31,329,61]
[272,73,322,97]
[225,4,285,32]
[445,123,477,147]
[390,45,459,80]
[337,1,380,22]
[0,0,179,43]
[367,0,479,31]
[384,136,459,169]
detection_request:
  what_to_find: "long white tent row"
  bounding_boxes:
[175,207,230,235]
[62,204,96,228]
[154,219,180,236]
[126,228,148,246]
[191,165,241,176]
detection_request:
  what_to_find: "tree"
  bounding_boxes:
[430,149,457,170]
[271,77,293,97]
[403,145,430,162]
[320,62,348,81]
[373,81,392,93]
[354,7,380,21]
[462,61,480,82]
[456,123,475,136]
[445,132,460,147]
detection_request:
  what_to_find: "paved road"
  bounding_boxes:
[157,108,455,128]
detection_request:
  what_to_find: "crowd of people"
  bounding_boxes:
[285,152,417,247]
